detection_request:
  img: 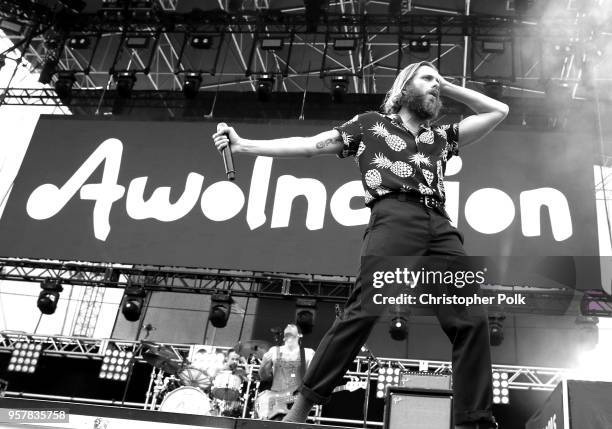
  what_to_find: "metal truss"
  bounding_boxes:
[0,257,582,315]
[0,331,570,391]
[1,0,610,104]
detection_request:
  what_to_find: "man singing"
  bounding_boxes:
[213,61,508,429]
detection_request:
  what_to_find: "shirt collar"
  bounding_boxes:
[385,114,431,134]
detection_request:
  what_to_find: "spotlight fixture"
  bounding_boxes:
[67,37,90,49]
[126,36,150,49]
[257,74,275,101]
[99,345,133,381]
[209,293,232,328]
[333,38,357,51]
[182,72,202,99]
[389,316,408,341]
[7,342,42,374]
[260,38,284,51]
[190,35,213,49]
[0,19,24,34]
[492,371,510,404]
[295,298,316,334]
[38,54,60,85]
[114,71,137,98]
[54,71,76,104]
[488,312,506,346]
[376,365,401,398]
[482,40,505,54]
[408,38,430,52]
[121,285,146,322]
[37,280,63,315]
[331,75,348,102]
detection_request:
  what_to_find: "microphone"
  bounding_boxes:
[217,122,235,180]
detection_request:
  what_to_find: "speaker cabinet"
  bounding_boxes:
[383,386,453,429]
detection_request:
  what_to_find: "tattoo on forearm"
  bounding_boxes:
[316,138,336,150]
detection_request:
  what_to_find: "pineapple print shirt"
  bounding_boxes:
[334,111,459,207]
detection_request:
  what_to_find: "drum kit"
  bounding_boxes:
[142,340,271,418]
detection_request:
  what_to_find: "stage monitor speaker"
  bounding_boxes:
[384,386,453,429]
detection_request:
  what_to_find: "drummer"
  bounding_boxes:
[223,350,247,379]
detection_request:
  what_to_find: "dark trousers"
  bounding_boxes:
[299,197,495,426]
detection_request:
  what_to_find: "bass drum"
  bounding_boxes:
[159,386,211,415]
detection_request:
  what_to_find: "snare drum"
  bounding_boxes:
[159,386,211,415]
[211,371,242,401]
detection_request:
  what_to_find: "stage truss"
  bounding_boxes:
[0,0,610,105]
[0,330,571,394]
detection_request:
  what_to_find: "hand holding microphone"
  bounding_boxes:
[212,122,239,180]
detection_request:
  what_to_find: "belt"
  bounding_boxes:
[376,192,445,211]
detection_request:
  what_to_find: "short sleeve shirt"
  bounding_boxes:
[334,111,459,207]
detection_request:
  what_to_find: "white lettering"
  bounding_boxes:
[201,181,245,221]
[26,138,125,241]
[520,188,572,241]
[270,176,326,230]
[247,156,273,230]
[464,188,515,234]
[330,181,369,226]
[126,173,204,221]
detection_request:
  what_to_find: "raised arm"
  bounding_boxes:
[212,124,343,158]
[440,78,509,146]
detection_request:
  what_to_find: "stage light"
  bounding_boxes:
[0,20,24,34]
[482,40,505,54]
[55,71,76,104]
[331,75,348,103]
[260,38,284,51]
[333,38,357,51]
[408,39,430,53]
[37,280,63,315]
[376,365,401,398]
[67,37,90,49]
[492,371,510,404]
[209,293,232,328]
[38,55,60,85]
[114,71,137,98]
[190,35,213,49]
[488,312,505,346]
[99,344,133,381]
[126,36,150,49]
[7,342,42,374]
[295,298,316,334]
[257,74,275,101]
[389,316,408,341]
[182,72,202,99]
[121,285,146,322]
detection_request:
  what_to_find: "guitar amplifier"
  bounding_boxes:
[399,372,452,390]
[384,386,453,429]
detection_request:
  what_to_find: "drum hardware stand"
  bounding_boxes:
[242,363,256,418]
[361,344,379,429]
[148,369,167,410]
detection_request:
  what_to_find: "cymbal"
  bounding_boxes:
[179,366,211,389]
[234,340,271,359]
[142,344,181,375]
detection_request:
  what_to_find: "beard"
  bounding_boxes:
[402,85,442,120]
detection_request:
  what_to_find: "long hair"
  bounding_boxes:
[381,61,438,115]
